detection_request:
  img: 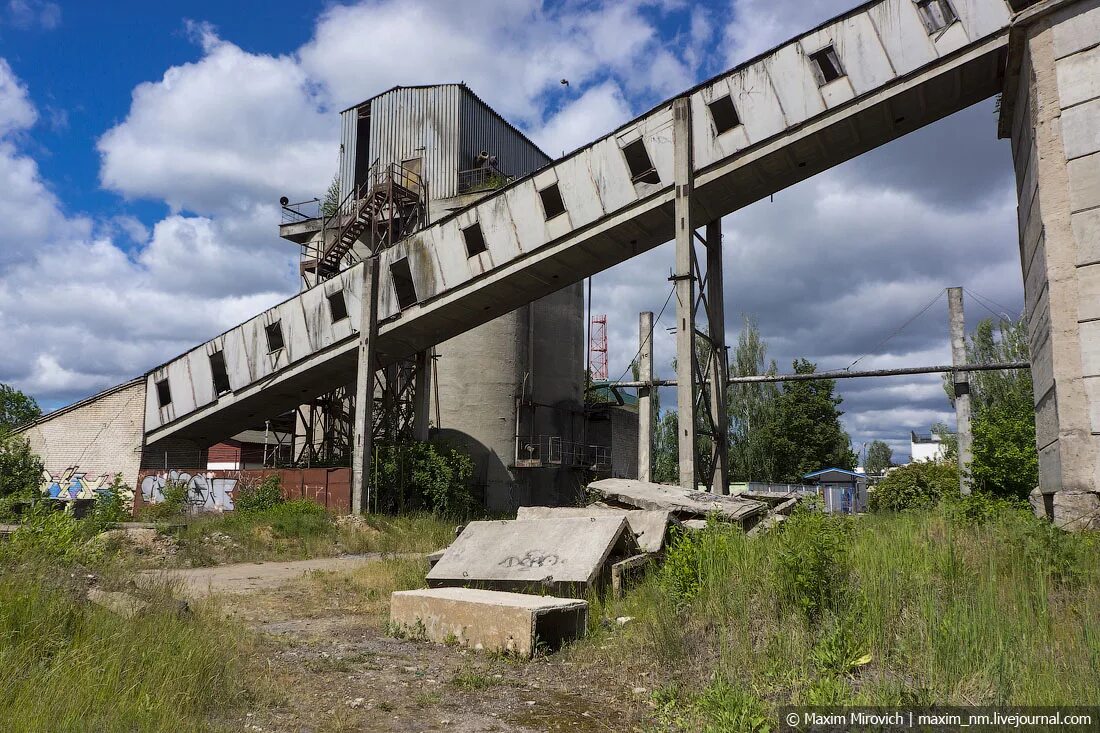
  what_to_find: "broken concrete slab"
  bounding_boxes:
[390,587,587,658]
[426,548,445,569]
[516,506,673,553]
[588,478,767,526]
[426,517,637,597]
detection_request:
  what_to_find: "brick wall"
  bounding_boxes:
[19,379,147,486]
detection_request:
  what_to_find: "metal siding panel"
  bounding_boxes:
[369,86,461,201]
[460,89,550,181]
[339,108,357,202]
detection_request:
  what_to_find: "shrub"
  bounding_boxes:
[693,679,772,733]
[141,479,190,520]
[869,461,958,512]
[90,476,131,528]
[774,504,853,622]
[374,441,477,516]
[0,433,42,502]
[941,490,1025,526]
[234,474,285,514]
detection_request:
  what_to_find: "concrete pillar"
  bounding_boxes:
[706,220,730,495]
[413,349,432,442]
[350,257,380,515]
[672,97,697,491]
[1001,0,1100,529]
[948,287,973,495]
[637,311,654,482]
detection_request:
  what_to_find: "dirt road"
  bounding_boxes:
[141,553,414,597]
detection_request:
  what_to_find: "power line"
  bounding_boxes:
[609,283,676,387]
[963,287,1021,322]
[844,288,946,371]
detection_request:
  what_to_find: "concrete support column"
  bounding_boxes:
[1001,0,1100,529]
[413,349,432,442]
[351,257,380,515]
[637,311,654,482]
[948,287,972,495]
[706,220,730,495]
[672,97,697,491]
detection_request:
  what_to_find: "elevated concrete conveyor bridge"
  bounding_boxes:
[140,0,1100,521]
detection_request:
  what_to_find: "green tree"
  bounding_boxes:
[943,317,1036,499]
[652,410,679,484]
[0,383,41,433]
[864,440,894,476]
[727,316,779,481]
[0,433,43,506]
[760,359,856,482]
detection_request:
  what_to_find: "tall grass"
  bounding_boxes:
[0,564,251,731]
[577,504,1100,730]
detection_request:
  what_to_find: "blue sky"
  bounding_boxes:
[0,0,1022,461]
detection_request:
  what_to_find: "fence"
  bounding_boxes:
[133,467,352,514]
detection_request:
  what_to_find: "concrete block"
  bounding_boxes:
[1079,320,1100,375]
[1068,151,1100,213]
[1052,490,1100,531]
[1052,1,1100,59]
[389,587,587,658]
[1062,97,1100,161]
[426,517,637,596]
[1084,376,1100,433]
[1056,44,1100,109]
[1076,263,1100,321]
[516,506,673,553]
[1073,208,1100,265]
[587,478,767,524]
[1039,440,1064,493]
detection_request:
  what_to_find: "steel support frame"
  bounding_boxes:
[672,97,730,494]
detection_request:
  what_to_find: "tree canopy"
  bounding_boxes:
[0,383,41,434]
[865,440,894,476]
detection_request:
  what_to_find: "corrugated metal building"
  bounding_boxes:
[339,84,550,205]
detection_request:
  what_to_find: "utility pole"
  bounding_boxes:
[350,257,380,514]
[948,287,972,495]
[672,97,697,491]
[637,311,654,482]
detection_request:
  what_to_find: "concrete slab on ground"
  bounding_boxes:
[426,517,636,596]
[588,478,767,524]
[390,586,588,658]
[516,506,673,553]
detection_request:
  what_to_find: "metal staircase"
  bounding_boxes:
[304,162,428,280]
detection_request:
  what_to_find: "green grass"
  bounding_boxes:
[575,504,1100,731]
[169,507,456,566]
[0,562,251,732]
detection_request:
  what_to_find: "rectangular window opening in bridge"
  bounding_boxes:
[327,290,349,322]
[622,139,660,185]
[708,95,741,135]
[809,45,844,85]
[390,258,418,310]
[915,0,958,34]
[155,379,172,408]
[462,222,487,257]
[538,183,566,220]
[210,351,231,395]
[265,321,285,353]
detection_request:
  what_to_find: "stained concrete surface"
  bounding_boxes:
[516,505,673,553]
[426,517,636,594]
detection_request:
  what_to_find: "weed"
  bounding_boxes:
[694,679,772,733]
[451,669,497,691]
[774,505,853,622]
[234,474,285,514]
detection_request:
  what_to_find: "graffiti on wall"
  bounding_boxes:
[41,467,135,510]
[140,470,237,512]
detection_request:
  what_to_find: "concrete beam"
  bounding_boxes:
[706,220,730,495]
[350,257,380,514]
[948,288,973,494]
[637,311,654,483]
[673,98,697,491]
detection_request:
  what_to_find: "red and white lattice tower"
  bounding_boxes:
[589,314,609,381]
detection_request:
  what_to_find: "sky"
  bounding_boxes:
[0,0,1023,463]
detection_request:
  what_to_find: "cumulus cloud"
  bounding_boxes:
[98,26,337,214]
[5,0,59,30]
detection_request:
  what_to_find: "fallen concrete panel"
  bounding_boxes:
[426,517,636,596]
[516,506,673,553]
[390,587,588,658]
[588,479,767,525]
